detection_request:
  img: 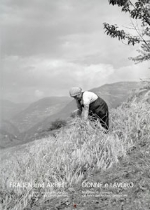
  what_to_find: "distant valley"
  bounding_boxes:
[0,100,29,120]
[12,97,71,132]
[0,96,71,148]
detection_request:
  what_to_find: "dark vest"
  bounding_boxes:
[78,92,108,115]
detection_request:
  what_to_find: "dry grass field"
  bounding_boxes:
[0,85,150,210]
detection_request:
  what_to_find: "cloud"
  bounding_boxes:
[1,0,140,66]
[2,55,115,102]
[107,62,150,83]
[35,90,44,98]
[2,52,149,103]
[1,0,134,60]
[2,56,114,88]
[1,0,149,103]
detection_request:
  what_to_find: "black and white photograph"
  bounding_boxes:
[0,0,150,209]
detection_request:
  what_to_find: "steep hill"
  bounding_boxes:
[0,83,149,210]
[23,81,141,141]
[92,81,142,108]
[127,84,150,103]
[0,120,21,148]
[12,96,71,132]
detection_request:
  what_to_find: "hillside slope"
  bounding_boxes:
[24,81,141,141]
[92,81,142,108]
[0,82,149,210]
[0,120,21,149]
[12,96,71,132]
[0,100,29,120]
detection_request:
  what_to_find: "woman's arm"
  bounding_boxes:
[76,99,82,112]
[82,104,89,120]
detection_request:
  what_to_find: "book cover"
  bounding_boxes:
[0,0,150,209]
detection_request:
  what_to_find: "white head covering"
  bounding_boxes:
[69,87,82,97]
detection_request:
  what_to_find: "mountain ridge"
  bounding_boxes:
[0,100,29,120]
[12,96,71,132]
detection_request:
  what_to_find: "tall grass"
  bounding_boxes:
[0,98,150,209]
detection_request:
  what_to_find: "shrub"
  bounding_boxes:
[48,119,67,131]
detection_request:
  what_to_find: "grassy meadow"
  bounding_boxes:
[0,86,150,210]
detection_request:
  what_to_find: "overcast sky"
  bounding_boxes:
[1,0,149,103]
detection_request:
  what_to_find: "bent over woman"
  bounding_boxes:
[69,87,109,131]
